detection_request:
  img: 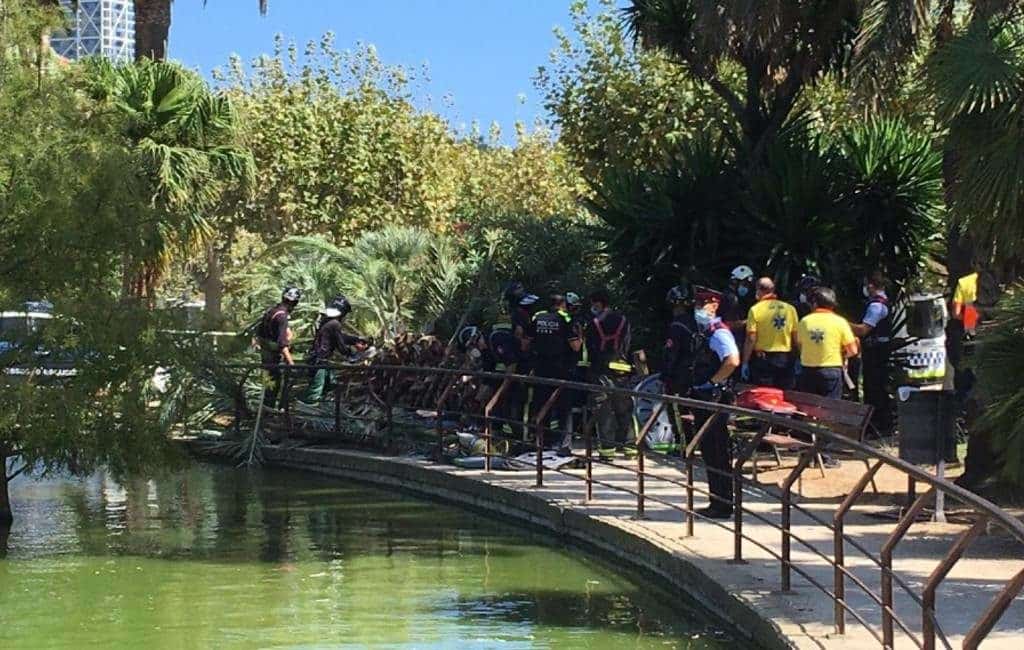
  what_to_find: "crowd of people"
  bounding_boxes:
[250,264,981,520]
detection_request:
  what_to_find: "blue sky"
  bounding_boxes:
[169,0,583,140]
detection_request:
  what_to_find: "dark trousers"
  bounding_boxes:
[532,364,572,447]
[750,351,795,389]
[261,351,285,408]
[862,343,893,430]
[693,388,733,510]
[798,366,843,400]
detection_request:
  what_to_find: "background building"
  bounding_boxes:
[50,0,135,63]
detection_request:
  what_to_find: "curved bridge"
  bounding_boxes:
[212,362,1024,649]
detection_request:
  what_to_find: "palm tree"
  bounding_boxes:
[133,0,268,61]
[85,57,255,301]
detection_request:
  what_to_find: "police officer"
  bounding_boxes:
[690,287,740,519]
[851,272,894,433]
[529,294,581,450]
[301,295,368,403]
[564,291,589,433]
[794,274,822,319]
[256,286,301,408]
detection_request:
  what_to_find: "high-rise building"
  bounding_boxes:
[50,0,135,63]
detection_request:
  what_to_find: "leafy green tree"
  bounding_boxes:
[624,0,858,161]
[536,0,730,182]
[220,36,580,245]
[0,7,199,523]
[84,57,254,305]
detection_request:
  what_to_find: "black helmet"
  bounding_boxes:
[666,285,690,305]
[502,281,526,302]
[282,286,302,304]
[796,274,821,293]
[329,294,352,318]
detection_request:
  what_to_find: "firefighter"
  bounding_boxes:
[255,287,301,408]
[301,295,368,403]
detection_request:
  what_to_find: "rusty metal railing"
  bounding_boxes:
[222,362,1024,649]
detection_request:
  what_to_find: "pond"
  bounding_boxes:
[0,464,737,649]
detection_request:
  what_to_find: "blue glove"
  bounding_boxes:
[740,363,750,381]
[793,358,803,375]
[693,381,717,392]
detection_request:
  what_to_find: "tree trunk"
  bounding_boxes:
[201,241,224,328]
[0,455,12,526]
[133,0,172,61]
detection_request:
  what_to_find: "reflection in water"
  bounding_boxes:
[0,465,736,649]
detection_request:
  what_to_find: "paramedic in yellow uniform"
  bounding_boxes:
[952,271,979,336]
[796,287,859,400]
[741,277,798,388]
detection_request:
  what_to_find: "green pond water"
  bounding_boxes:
[0,464,737,649]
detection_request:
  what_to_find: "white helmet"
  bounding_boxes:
[730,265,755,282]
[518,293,540,307]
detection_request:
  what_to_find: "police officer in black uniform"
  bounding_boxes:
[662,285,699,397]
[689,287,741,519]
[529,294,581,450]
[851,271,894,433]
[256,286,301,408]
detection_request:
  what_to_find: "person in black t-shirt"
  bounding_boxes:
[529,295,581,449]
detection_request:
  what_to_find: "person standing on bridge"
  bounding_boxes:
[741,277,798,389]
[301,295,368,404]
[689,287,740,519]
[529,294,581,451]
[256,286,301,408]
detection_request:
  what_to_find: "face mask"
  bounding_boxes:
[799,293,807,305]
[862,285,870,298]
[737,286,750,298]
[694,308,713,329]
[590,306,601,316]
[468,348,482,360]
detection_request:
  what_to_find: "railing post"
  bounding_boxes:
[780,450,816,593]
[685,455,694,536]
[881,488,934,648]
[832,459,884,633]
[434,382,456,460]
[533,386,562,488]
[732,431,765,564]
[483,378,511,474]
[634,404,665,519]
[964,567,1024,650]
[282,365,293,440]
[584,415,593,501]
[922,515,988,650]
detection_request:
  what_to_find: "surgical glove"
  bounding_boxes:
[693,381,717,392]
[793,359,803,375]
[740,363,750,381]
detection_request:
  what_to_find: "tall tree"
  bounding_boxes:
[624,0,858,163]
[84,58,254,303]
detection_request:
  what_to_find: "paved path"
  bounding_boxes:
[264,444,1024,649]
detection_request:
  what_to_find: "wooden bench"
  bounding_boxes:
[735,387,875,489]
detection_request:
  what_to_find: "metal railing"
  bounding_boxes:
[223,362,1024,649]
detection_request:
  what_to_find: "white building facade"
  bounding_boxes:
[50,0,135,63]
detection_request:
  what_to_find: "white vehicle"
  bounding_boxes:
[0,302,77,379]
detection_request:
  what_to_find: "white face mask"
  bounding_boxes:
[469,348,482,360]
[694,308,713,329]
[799,293,807,305]
[591,306,601,316]
[862,285,871,298]
[737,285,750,298]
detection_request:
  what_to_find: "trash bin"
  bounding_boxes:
[897,389,957,465]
